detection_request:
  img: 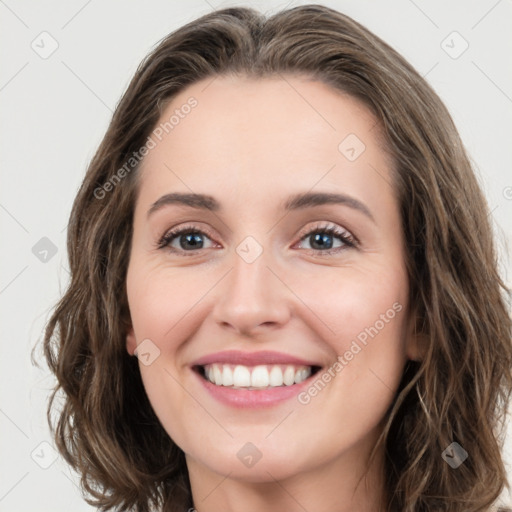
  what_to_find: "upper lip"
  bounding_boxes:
[192,350,321,367]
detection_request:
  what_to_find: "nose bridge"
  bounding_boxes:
[211,233,290,334]
[234,234,270,296]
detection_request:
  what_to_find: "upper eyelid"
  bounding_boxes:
[160,222,352,239]
[296,221,351,238]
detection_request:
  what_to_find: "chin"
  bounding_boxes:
[185,439,311,483]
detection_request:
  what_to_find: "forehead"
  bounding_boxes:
[136,75,395,213]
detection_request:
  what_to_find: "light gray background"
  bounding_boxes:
[1,0,511,510]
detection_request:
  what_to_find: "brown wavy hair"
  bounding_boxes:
[40,4,512,512]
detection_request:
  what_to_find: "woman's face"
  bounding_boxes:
[126,75,418,486]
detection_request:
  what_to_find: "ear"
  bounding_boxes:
[405,307,429,362]
[126,325,137,356]
[406,330,429,362]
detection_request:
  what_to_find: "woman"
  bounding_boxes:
[43,4,512,511]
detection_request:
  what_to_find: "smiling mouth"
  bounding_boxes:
[194,363,322,390]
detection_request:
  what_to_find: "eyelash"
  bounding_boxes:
[156,223,357,257]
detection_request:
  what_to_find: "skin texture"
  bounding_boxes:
[125,75,421,512]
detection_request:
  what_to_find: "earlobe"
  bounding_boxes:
[406,325,429,362]
[126,326,137,355]
[405,308,429,362]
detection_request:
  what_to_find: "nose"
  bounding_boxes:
[211,243,292,338]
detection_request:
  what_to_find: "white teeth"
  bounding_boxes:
[232,365,251,387]
[222,365,233,386]
[203,363,313,389]
[295,367,310,384]
[251,365,269,388]
[283,365,296,386]
[213,365,223,386]
[269,366,283,387]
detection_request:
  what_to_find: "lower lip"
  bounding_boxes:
[194,369,318,408]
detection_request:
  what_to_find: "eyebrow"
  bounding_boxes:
[147,191,374,221]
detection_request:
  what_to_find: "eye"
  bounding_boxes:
[294,222,356,255]
[156,222,357,256]
[156,224,217,255]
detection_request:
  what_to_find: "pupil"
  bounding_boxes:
[311,233,333,250]
[181,233,203,250]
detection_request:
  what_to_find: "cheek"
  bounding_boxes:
[126,262,201,443]
[294,262,408,344]
[126,262,207,350]
[309,269,408,420]
[294,262,409,404]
